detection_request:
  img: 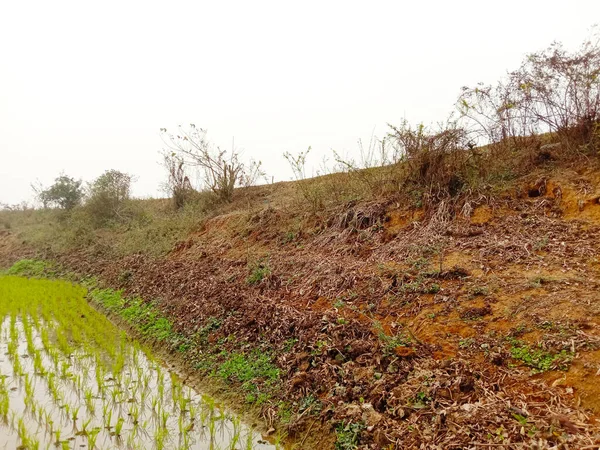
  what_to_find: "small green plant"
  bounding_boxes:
[333,298,345,309]
[216,350,280,384]
[459,338,474,349]
[513,413,528,426]
[410,257,430,270]
[299,394,322,414]
[470,285,489,296]
[281,231,296,244]
[533,236,549,251]
[197,317,222,344]
[373,320,411,355]
[529,276,555,288]
[399,279,425,293]
[427,283,441,294]
[310,340,329,355]
[246,259,271,285]
[283,338,298,352]
[413,391,431,408]
[335,421,365,450]
[508,338,573,372]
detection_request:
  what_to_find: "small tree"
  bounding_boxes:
[35,175,84,210]
[160,125,262,203]
[86,170,133,224]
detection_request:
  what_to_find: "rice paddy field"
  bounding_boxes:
[0,276,276,450]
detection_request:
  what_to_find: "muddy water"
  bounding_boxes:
[0,314,276,449]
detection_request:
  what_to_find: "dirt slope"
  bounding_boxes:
[3,166,600,448]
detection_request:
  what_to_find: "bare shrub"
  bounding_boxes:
[459,30,600,153]
[160,125,263,203]
[332,134,400,198]
[457,81,536,146]
[511,33,600,150]
[387,120,477,202]
[283,147,330,211]
[161,152,195,209]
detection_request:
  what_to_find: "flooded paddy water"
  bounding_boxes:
[0,276,276,450]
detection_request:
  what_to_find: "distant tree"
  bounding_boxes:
[160,125,263,203]
[35,175,84,210]
[86,170,133,223]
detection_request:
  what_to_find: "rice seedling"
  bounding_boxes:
[273,430,288,450]
[161,409,169,429]
[54,429,61,445]
[129,403,140,425]
[23,373,34,402]
[71,405,80,421]
[87,428,100,449]
[245,431,255,450]
[84,388,95,413]
[105,408,113,430]
[114,416,125,436]
[155,425,168,450]
[81,417,92,435]
[0,382,10,422]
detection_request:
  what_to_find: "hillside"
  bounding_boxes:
[3,151,600,448]
[3,33,600,448]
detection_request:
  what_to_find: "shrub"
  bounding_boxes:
[35,175,84,210]
[387,119,476,200]
[459,29,600,152]
[85,170,133,225]
[160,125,263,203]
[283,147,327,210]
[161,151,196,209]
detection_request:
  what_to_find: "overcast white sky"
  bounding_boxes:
[1,0,598,204]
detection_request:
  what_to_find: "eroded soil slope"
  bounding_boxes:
[3,167,600,448]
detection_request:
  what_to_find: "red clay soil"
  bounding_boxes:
[4,170,600,448]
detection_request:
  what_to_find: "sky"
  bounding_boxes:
[1,0,599,205]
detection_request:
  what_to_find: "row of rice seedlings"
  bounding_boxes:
[0,376,9,422]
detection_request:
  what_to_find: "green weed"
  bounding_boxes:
[216,350,280,384]
[335,421,365,450]
[373,320,411,355]
[508,338,573,372]
[4,259,56,278]
[246,260,271,285]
